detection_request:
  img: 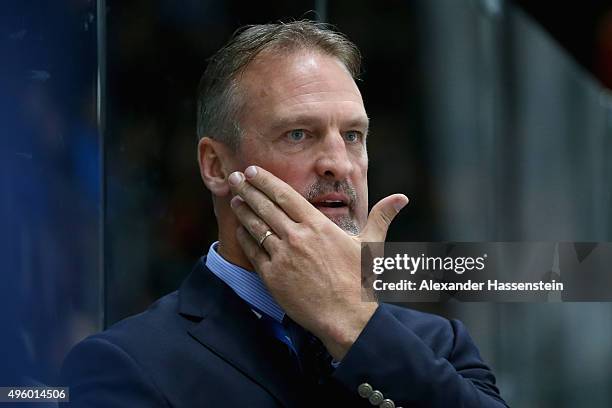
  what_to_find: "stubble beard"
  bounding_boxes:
[304,179,361,236]
[329,214,360,236]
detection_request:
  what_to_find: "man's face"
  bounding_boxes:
[232,50,369,234]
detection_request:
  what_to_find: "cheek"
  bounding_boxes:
[357,197,369,220]
[270,163,312,192]
[248,157,313,194]
[354,157,368,191]
[237,137,316,197]
[355,160,369,221]
[236,142,279,173]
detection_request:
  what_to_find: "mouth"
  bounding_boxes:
[310,193,351,215]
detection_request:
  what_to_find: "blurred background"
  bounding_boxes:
[2,0,612,406]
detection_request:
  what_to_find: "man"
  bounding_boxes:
[61,21,507,407]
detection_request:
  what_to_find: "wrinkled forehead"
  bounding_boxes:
[237,50,366,119]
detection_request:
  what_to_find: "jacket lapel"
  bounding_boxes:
[178,259,304,407]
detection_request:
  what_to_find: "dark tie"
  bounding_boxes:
[254,311,335,383]
[282,317,335,384]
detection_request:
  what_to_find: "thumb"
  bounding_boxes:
[360,194,409,242]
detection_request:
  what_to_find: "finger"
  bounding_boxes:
[241,166,320,223]
[228,171,295,237]
[230,195,281,252]
[235,226,271,271]
[360,194,409,242]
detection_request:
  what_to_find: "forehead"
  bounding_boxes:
[237,50,367,125]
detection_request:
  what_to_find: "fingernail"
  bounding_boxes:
[230,195,244,208]
[245,166,258,179]
[394,197,409,212]
[228,172,243,186]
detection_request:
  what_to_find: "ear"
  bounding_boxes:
[198,137,233,197]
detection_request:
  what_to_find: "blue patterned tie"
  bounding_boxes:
[251,308,334,382]
[282,317,334,383]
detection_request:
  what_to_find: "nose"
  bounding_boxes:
[314,132,354,181]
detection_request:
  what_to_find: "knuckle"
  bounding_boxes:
[249,220,259,237]
[275,190,290,207]
[378,210,393,228]
[258,175,270,190]
[285,229,303,247]
[254,200,272,217]
[250,218,265,234]
[312,220,332,236]
[242,182,255,196]
[233,204,248,220]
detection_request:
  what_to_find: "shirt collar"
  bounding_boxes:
[205,241,285,323]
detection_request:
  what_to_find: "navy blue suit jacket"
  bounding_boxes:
[61,259,507,407]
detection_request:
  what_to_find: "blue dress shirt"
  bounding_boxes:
[205,241,285,321]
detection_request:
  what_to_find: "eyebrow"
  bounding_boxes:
[269,113,370,133]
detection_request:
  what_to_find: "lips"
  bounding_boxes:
[310,193,350,211]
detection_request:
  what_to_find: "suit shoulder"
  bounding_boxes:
[84,291,182,354]
[61,332,171,407]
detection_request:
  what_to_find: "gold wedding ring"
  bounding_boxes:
[258,230,274,247]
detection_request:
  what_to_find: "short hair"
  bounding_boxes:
[196,20,362,150]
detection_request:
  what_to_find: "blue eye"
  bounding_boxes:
[344,131,361,142]
[288,129,306,142]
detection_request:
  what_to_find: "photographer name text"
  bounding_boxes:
[373,279,564,292]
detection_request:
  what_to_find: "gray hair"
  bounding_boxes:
[196,20,362,150]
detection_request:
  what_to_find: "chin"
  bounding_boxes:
[328,215,360,235]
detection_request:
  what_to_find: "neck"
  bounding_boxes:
[215,207,255,272]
